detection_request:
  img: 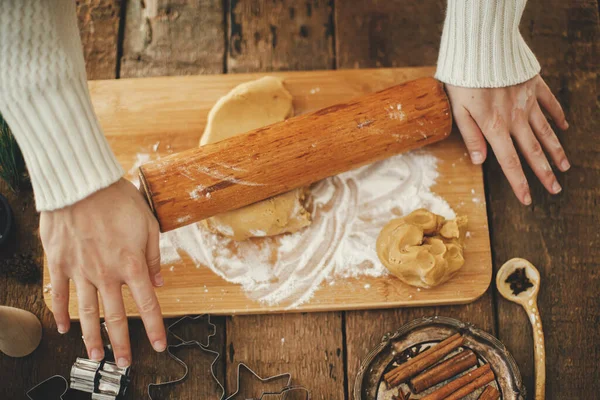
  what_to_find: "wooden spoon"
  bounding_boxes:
[0,305,42,357]
[496,258,545,400]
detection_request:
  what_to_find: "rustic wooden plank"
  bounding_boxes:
[224,2,343,397]
[228,0,335,72]
[76,0,123,79]
[489,1,600,398]
[226,313,345,397]
[335,1,497,398]
[135,315,227,399]
[120,0,225,77]
[118,1,229,398]
[334,0,446,69]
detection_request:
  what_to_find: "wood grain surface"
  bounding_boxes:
[489,1,600,397]
[0,1,598,399]
[43,68,492,318]
[139,77,451,231]
[335,5,498,398]
[223,4,344,397]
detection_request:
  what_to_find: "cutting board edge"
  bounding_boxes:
[87,66,438,86]
[42,260,493,319]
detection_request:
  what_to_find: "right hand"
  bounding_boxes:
[40,178,167,367]
[445,75,570,205]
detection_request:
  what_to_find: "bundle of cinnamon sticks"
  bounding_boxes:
[383,333,501,399]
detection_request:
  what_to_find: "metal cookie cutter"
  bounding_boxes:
[71,357,130,399]
[148,315,225,399]
[149,315,310,400]
[225,362,293,400]
[26,375,69,400]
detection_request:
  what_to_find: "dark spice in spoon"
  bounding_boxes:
[505,267,533,295]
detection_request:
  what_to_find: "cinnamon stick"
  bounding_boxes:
[385,333,464,387]
[409,350,478,393]
[420,363,491,400]
[444,370,495,400]
[478,385,501,400]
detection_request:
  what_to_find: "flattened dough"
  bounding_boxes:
[376,209,468,288]
[200,76,312,241]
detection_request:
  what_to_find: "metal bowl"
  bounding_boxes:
[353,316,525,399]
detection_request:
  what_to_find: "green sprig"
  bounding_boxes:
[0,114,28,192]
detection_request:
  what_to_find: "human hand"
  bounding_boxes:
[40,178,166,367]
[445,75,570,205]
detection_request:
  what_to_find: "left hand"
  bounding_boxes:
[445,74,570,205]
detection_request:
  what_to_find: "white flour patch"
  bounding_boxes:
[189,185,206,199]
[177,215,192,224]
[387,104,406,121]
[196,166,264,187]
[127,153,152,176]
[127,153,152,187]
[160,150,454,309]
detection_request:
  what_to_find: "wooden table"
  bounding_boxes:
[0,1,598,398]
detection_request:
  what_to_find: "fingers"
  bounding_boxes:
[100,285,131,367]
[529,103,570,172]
[75,279,104,361]
[454,107,487,164]
[477,111,531,205]
[146,219,163,287]
[536,80,569,130]
[127,272,167,353]
[48,266,71,334]
[511,123,562,195]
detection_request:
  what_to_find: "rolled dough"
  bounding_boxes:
[200,76,312,241]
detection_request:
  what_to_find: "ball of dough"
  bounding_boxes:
[376,208,467,288]
[200,76,311,241]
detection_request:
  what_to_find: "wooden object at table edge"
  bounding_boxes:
[138,77,452,232]
[0,305,42,358]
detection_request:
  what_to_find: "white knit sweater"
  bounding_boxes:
[436,0,541,87]
[0,0,123,211]
[0,0,540,212]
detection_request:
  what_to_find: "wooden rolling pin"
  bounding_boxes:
[139,77,451,232]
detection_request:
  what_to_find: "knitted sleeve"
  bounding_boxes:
[435,0,541,88]
[0,0,123,211]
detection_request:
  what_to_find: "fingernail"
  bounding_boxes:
[564,121,569,129]
[90,348,104,361]
[117,357,130,368]
[552,181,562,194]
[560,159,571,171]
[524,193,532,205]
[154,273,164,287]
[153,340,167,352]
[471,151,484,164]
[57,324,68,334]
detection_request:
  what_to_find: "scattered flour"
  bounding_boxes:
[387,104,406,121]
[158,151,455,309]
[127,153,152,188]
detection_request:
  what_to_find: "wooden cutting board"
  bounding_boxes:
[43,67,492,318]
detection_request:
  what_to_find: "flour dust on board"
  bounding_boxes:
[128,150,456,309]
